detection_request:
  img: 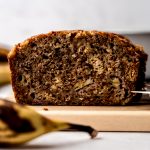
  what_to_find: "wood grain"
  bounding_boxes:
[8,97,150,131]
[33,101,150,132]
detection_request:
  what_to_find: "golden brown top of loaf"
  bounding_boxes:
[8,30,146,60]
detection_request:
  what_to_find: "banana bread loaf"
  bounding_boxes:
[8,30,147,105]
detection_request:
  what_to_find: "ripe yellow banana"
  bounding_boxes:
[0,45,10,85]
[0,99,98,147]
[0,63,11,85]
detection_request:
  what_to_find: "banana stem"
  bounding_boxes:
[67,123,98,139]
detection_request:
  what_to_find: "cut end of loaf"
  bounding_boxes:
[8,30,147,105]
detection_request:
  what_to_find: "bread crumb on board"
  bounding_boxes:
[43,107,49,111]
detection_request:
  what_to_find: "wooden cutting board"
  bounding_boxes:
[9,97,150,132]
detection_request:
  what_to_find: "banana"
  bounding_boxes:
[0,99,98,147]
[0,63,11,85]
[0,45,10,85]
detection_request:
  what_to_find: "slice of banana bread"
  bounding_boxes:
[8,30,147,105]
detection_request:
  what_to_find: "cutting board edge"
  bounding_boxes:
[38,110,150,132]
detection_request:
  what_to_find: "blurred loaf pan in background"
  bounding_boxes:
[123,32,150,80]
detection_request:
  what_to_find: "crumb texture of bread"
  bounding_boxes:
[8,30,147,105]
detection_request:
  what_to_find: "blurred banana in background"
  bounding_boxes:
[0,45,10,85]
[0,99,97,147]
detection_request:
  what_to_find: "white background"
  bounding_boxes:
[0,0,150,45]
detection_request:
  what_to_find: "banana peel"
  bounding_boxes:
[0,45,10,85]
[0,99,98,147]
[0,63,11,85]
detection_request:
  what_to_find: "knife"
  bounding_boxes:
[131,83,150,95]
[131,91,150,94]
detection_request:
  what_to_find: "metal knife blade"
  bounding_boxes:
[131,91,150,95]
[131,83,150,95]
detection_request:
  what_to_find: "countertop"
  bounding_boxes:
[2,132,149,150]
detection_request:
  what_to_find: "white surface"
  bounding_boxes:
[0,0,150,45]
[0,84,13,98]
[2,132,150,150]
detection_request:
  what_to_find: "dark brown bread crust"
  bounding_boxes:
[8,30,148,105]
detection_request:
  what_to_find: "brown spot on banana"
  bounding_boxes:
[0,99,98,147]
[0,99,35,133]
